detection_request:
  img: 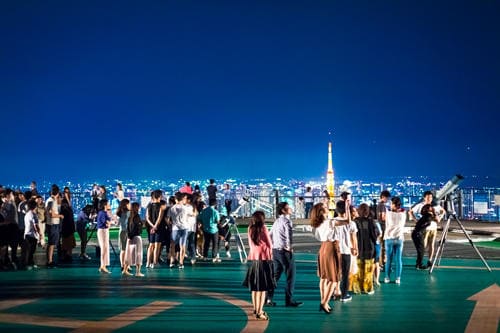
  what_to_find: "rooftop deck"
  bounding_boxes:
[0,225,499,332]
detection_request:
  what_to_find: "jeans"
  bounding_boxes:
[267,249,296,304]
[305,203,313,219]
[412,231,425,267]
[187,231,196,258]
[384,238,403,280]
[203,231,219,258]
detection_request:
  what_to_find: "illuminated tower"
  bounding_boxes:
[326,135,335,214]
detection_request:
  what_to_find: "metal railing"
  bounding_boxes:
[226,190,500,222]
[65,188,500,222]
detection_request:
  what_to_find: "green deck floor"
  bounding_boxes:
[0,252,499,332]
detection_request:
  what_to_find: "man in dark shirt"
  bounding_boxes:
[206,179,217,201]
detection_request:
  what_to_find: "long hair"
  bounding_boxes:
[249,211,266,246]
[98,199,108,211]
[421,204,435,218]
[128,202,141,227]
[116,198,130,217]
[60,198,72,216]
[310,203,326,228]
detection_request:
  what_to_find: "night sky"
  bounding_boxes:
[2,1,499,184]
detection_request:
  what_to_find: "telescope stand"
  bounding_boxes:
[429,214,492,274]
[221,199,248,264]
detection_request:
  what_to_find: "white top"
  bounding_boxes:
[411,202,445,219]
[384,211,406,240]
[116,190,125,201]
[304,191,313,203]
[168,203,189,230]
[223,189,234,200]
[427,221,438,231]
[375,221,382,244]
[24,210,39,239]
[45,197,60,225]
[313,219,337,242]
[335,219,358,254]
[184,204,197,232]
[411,202,445,230]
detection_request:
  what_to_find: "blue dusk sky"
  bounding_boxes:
[1,1,499,184]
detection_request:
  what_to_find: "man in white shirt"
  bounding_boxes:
[45,186,64,268]
[304,187,313,218]
[167,192,189,269]
[334,199,358,302]
[23,199,40,270]
[409,191,445,268]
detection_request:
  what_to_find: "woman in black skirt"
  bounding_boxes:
[243,211,275,320]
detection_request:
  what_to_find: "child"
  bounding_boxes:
[218,215,233,258]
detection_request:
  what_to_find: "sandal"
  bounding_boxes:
[256,311,269,320]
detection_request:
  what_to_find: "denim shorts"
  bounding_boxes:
[149,231,163,243]
[171,229,188,246]
[46,224,60,246]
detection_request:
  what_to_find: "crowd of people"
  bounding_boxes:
[0,180,238,272]
[1,180,447,321]
[299,190,446,316]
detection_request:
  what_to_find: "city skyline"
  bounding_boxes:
[2,174,498,222]
[2,1,499,183]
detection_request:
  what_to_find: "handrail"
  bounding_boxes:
[33,188,499,222]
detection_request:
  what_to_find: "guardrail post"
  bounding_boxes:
[274,189,279,218]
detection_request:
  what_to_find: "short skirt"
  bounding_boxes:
[243,260,276,292]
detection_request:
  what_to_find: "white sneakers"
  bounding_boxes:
[383,277,401,284]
